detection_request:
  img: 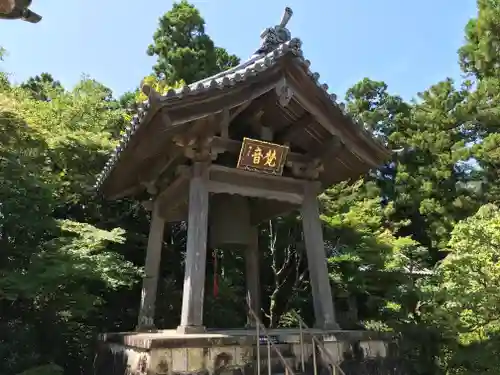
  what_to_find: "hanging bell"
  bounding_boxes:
[209,193,252,248]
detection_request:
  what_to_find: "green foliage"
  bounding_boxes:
[347,77,480,257]
[465,76,500,205]
[459,0,500,79]
[136,74,185,103]
[0,47,6,63]
[435,204,500,340]
[20,73,63,101]
[0,47,10,91]
[0,77,142,375]
[147,0,240,84]
[417,205,500,374]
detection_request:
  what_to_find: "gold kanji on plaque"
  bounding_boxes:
[237,138,289,175]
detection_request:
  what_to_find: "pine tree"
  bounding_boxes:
[146,0,240,84]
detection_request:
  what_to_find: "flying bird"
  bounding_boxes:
[0,0,42,23]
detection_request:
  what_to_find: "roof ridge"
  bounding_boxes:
[173,38,303,94]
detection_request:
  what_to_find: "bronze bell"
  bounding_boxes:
[209,194,252,248]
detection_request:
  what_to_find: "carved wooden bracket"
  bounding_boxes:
[275,78,294,107]
[289,158,324,179]
[175,136,214,162]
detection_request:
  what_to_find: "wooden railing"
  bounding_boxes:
[248,305,346,375]
[247,306,297,375]
[291,311,347,375]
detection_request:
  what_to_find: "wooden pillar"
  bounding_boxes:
[177,162,210,333]
[245,226,261,326]
[301,182,339,329]
[137,200,165,331]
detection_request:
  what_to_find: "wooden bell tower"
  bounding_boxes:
[95,7,390,334]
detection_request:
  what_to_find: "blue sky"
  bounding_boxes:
[1,0,477,101]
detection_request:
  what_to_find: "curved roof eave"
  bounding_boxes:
[95,33,391,194]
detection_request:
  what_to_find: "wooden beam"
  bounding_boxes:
[208,181,303,204]
[210,165,306,188]
[157,168,191,219]
[173,116,215,149]
[158,107,173,127]
[136,199,165,330]
[237,92,276,121]
[310,135,343,159]
[241,93,278,137]
[162,71,282,122]
[207,165,305,204]
[178,162,210,332]
[287,79,381,167]
[220,107,230,138]
[140,115,220,186]
[137,145,183,189]
[229,101,252,122]
[132,110,177,162]
[275,114,314,143]
[301,181,339,329]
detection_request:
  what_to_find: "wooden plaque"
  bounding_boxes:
[236,137,289,175]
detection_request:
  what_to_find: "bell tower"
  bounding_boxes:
[95,7,389,334]
[94,7,394,375]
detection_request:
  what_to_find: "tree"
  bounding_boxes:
[465,78,500,205]
[423,204,500,374]
[347,77,480,258]
[146,0,240,84]
[0,46,9,89]
[20,73,63,101]
[457,0,500,207]
[459,0,500,79]
[322,181,415,325]
[342,76,482,374]
[0,78,141,375]
[438,204,500,338]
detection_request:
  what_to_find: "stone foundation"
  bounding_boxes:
[94,328,403,375]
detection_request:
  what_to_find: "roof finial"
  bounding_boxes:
[279,6,293,29]
[255,7,293,55]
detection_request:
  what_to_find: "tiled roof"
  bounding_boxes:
[94,36,357,191]
[95,11,388,193]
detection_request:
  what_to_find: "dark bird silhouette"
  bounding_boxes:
[0,0,42,23]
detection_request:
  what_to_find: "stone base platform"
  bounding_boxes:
[94,328,402,375]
